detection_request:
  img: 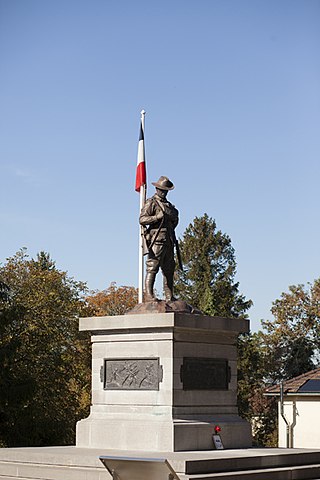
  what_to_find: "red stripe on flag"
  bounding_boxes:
[135,160,146,192]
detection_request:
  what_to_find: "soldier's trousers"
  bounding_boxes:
[146,240,175,286]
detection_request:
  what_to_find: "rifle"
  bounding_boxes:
[172,230,184,271]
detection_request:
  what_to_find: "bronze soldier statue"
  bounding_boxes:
[140,176,179,302]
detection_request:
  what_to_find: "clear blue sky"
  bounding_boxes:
[0,0,319,331]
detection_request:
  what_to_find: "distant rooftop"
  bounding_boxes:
[265,367,320,396]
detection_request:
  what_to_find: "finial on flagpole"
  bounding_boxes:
[140,110,146,142]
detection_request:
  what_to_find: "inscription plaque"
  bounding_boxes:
[102,358,162,390]
[180,357,230,390]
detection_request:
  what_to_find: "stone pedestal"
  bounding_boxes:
[76,313,252,451]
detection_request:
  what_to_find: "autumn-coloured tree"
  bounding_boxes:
[0,249,93,447]
[86,282,138,316]
[248,386,278,447]
[237,332,277,446]
[0,281,10,302]
[237,332,266,419]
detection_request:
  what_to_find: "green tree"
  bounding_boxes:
[0,249,93,447]
[175,214,252,317]
[261,280,320,382]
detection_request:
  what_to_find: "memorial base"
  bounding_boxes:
[77,412,250,451]
[76,312,252,451]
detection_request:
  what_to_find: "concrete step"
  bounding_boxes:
[181,451,320,475]
[3,461,320,480]
[0,460,106,480]
[2,446,320,480]
[180,463,320,479]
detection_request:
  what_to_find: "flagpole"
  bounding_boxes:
[138,110,146,303]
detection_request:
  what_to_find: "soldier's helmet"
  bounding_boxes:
[152,176,174,191]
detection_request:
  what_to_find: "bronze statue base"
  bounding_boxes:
[126,299,202,315]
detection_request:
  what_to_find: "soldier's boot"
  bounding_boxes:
[145,272,157,302]
[163,275,176,302]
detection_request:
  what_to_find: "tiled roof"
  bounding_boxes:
[265,367,320,395]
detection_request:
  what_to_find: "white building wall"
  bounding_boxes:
[278,396,320,448]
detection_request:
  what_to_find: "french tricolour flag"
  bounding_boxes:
[135,111,146,192]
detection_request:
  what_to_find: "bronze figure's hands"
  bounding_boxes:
[155,210,164,221]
